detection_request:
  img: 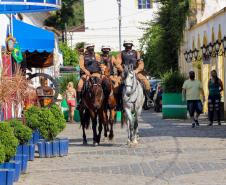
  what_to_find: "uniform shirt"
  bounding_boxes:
[182,79,202,100]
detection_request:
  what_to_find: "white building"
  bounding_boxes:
[69,0,159,51]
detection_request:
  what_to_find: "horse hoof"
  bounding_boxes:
[132,139,138,145]
[93,142,99,147]
[127,140,131,146]
[109,135,114,141]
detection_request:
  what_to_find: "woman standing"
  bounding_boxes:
[65,82,76,123]
[208,70,223,126]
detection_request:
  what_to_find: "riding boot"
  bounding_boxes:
[76,91,82,110]
[144,89,151,100]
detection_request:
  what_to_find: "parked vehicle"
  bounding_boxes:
[143,78,161,110]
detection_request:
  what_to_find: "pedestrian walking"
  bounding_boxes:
[208,70,223,126]
[65,82,76,123]
[182,71,205,128]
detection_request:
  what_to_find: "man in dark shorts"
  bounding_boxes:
[182,71,205,128]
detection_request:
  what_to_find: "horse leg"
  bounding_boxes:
[80,109,87,145]
[103,111,108,139]
[109,109,116,140]
[97,110,104,144]
[133,113,139,144]
[125,108,133,144]
[92,115,98,146]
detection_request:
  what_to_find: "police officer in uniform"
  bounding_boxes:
[76,43,101,109]
[116,40,151,98]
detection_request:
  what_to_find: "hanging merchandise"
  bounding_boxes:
[12,42,23,63]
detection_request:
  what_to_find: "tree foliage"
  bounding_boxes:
[59,42,79,66]
[140,0,189,77]
[44,0,84,31]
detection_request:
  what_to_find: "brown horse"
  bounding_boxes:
[79,76,105,146]
[101,67,117,140]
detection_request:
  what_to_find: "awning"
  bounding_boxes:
[13,18,54,52]
[0,0,61,14]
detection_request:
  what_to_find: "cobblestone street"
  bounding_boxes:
[15,111,226,185]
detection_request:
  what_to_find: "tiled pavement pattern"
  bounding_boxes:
[16,111,226,185]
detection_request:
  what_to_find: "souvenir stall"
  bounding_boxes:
[0,0,61,119]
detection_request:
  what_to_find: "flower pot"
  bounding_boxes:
[0,161,21,182]
[0,169,14,185]
[45,142,52,158]
[29,130,42,144]
[59,138,69,157]
[162,93,187,119]
[37,141,45,158]
[52,140,60,157]
[12,155,28,174]
[17,144,35,161]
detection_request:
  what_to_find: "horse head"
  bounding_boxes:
[124,64,136,96]
[89,76,104,109]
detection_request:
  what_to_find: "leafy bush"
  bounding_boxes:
[59,42,79,67]
[162,71,186,93]
[50,104,66,131]
[0,122,18,162]
[38,107,66,141]
[8,119,32,145]
[0,144,5,164]
[24,106,42,131]
[140,0,189,77]
[57,74,79,94]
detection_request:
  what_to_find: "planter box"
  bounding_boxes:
[59,138,69,157]
[17,144,35,161]
[38,138,69,158]
[29,130,42,144]
[116,111,121,122]
[0,161,21,182]
[0,169,14,185]
[12,155,28,174]
[162,93,187,119]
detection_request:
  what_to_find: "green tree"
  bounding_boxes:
[59,42,79,66]
[140,0,189,77]
[44,0,84,41]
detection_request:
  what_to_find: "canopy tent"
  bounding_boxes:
[13,18,54,52]
[0,0,61,14]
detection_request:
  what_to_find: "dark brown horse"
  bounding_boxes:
[102,67,117,140]
[79,76,105,146]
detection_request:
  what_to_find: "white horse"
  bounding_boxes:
[122,66,145,145]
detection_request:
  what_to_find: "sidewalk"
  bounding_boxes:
[15,111,226,185]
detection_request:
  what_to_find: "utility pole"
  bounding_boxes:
[117,0,122,51]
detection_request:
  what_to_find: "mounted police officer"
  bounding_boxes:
[76,43,101,110]
[116,40,151,98]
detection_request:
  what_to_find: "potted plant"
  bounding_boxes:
[37,105,67,158]
[8,119,34,165]
[24,106,43,144]
[162,71,187,119]
[0,123,21,183]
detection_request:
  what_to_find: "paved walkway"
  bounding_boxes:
[16,111,226,185]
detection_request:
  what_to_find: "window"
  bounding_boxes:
[138,0,151,9]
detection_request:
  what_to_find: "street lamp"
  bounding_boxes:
[214,39,224,56]
[222,36,226,51]
[193,48,199,60]
[184,51,188,62]
[207,43,213,57]
[188,50,193,61]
